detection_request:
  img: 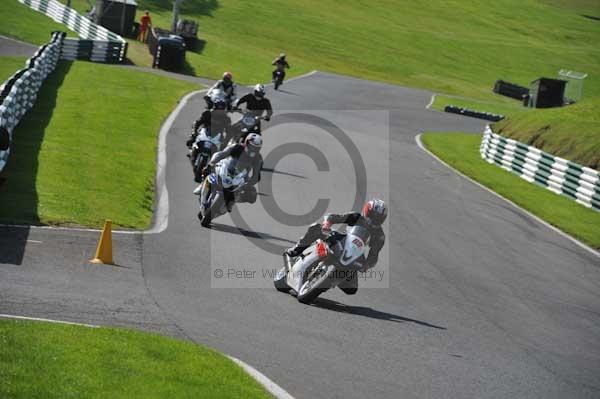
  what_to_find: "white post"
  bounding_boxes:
[172,0,184,32]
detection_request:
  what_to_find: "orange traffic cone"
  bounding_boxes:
[90,220,113,265]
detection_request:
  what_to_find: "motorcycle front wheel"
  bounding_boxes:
[202,192,224,225]
[297,263,335,304]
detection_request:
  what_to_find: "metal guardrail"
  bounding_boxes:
[480,126,600,211]
[18,0,127,63]
[0,32,64,173]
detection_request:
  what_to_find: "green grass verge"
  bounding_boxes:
[421,132,600,249]
[0,319,271,399]
[0,57,28,82]
[0,0,77,45]
[0,60,196,229]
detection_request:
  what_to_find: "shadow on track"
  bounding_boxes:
[311,298,447,330]
[261,167,306,179]
[210,222,296,244]
[274,89,299,96]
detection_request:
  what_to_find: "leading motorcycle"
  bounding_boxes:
[274,225,370,304]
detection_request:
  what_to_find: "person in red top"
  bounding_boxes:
[138,11,152,43]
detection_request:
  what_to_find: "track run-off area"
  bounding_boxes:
[1,72,599,399]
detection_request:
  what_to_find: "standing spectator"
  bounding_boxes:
[138,11,152,43]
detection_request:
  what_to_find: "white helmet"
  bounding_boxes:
[244,133,262,158]
[254,84,266,99]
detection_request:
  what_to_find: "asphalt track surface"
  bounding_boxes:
[1,71,599,399]
[0,35,38,57]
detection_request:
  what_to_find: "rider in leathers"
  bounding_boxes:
[199,134,263,227]
[272,53,290,83]
[285,199,387,294]
[232,84,273,142]
[186,99,232,150]
[205,72,236,109]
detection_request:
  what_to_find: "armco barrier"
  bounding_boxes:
[480,126,600,211]
[0,32,64,173]
[18,0,126,63]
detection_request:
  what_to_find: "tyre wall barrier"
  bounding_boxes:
[480,126,600,211]
[18,0,127,63]
[444,105,504,122]
[0,32,64,173]
[493,79,529,100]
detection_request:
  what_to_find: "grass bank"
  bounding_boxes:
[493,101,600,169]
[0,57,28,82]
[0,60,196,229]
[0,319,271,399]
[421,132,600,249]
[0,0,76,45]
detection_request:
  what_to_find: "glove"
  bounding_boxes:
[186,137,194,147]
[265,116,270,121]
[201,164,212,179]
[321,220,332,235]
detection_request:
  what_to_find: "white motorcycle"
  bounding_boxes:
[198,157,248,225]
[204,87,236,110]
[274,225,370,304]
[189,126,225,183]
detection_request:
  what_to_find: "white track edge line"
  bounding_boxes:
[227,356,296,399]
[415,133,600,259]
[145,89,207,234]
[0,314,295,398]
[0,314,99,328]
[0,34,37,48]
[426,94,436,109]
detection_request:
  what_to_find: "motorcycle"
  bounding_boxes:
[273,69,284,90]
[189,126,225,183]
[204,88,236,110]
[198,157,249,225]
[274,225,370,304]
[227,109,265,146]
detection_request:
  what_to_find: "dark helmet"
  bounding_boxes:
[213,97,227,110]
[253,84,266,99]
[362,199,387,226]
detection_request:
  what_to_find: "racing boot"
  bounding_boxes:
[285,244,308,258]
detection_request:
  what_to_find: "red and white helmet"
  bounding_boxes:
[362,198,387,226]
[244,133,262,158]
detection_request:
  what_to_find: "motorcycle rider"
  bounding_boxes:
[205,72,237,109]
[232,84,273,141]
[272,53,290,87]
[198,133,264,227]
[285,199,387,294]
[186,97,231,150]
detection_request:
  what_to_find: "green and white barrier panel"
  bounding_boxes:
[18,0,127,63]
[0,32,64,173]
[480,126,600,211]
